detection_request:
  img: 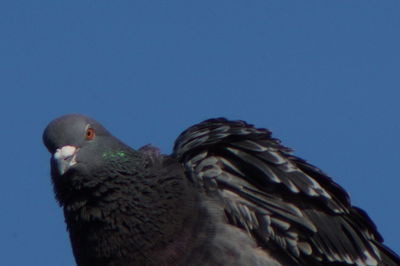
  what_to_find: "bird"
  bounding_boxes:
[43,114,400,266]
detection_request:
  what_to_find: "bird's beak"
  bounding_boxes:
[53,145,79,175]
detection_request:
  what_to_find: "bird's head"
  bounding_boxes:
[43,114,114,176]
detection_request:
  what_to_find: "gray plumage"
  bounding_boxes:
[43,114,400,266]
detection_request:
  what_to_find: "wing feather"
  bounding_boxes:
[173,118,400,266]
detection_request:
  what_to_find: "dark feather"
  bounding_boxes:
[173,118,400,266]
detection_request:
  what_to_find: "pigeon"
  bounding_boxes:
[43,114,400,266]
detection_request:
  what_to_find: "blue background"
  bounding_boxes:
[1,1,399,265]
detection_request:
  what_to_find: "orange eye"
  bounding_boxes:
[85,128,95,140]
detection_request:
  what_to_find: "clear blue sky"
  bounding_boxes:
[1,1,399,265]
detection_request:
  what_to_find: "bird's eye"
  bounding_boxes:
[85,128,95,140]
